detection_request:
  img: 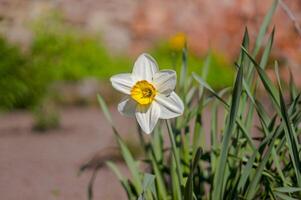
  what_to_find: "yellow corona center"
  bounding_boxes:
[131,80,157,105]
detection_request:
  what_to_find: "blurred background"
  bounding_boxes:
[0,0,300,199]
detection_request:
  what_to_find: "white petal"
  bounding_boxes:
[155,92,184,119]
[132,53,158,82]
[153,70,177,95]
[110,73,134,95]
[118,97,136,117]
[135,102,160,134]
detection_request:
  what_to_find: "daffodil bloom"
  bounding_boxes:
[169,32,186,51]
[110,53,184,134]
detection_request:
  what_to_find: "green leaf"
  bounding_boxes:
[142,173,155,191]
[97,94,113,125]
[171,156,182,200]
[202,52,211,80]
[278,85,301,186]
[274,187,301,193]
[117,135,143,193]
[238,27,250,66]
[237,151,257,192]
[106,161,135,199]
[148,150,168,200]
[259,27,275,69]
[194,71,256,150]
[184,148,202,200]
[139,173,157,199]
[97,94,143,193]
[245,126,282,199]
[210,99,219,175]
[192,73,229,107]
[179,45,188,93]
[274,192,299,200]
[241,46,280,108]
[152,127,164,166]
[212,58,244,199]
[287,65,298,101]
[166,120,183,189]
[253,0,278,56]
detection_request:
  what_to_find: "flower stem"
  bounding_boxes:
[166,120,183,195]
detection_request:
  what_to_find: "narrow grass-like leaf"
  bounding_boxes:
[194,72,256,150]
[271,148,288,186]
[210,99,219,175]
[171,157,182,200]
[192,110,203,157]
[239,27,249,63]
[275,62,301,187]
[152,127,164,164]
[184,148,202,200]
[142,174,155,189]
[245,126,282,199]
[274,187,301,193]
[213,60,243,199]
[287,65,298,101]
[166,120,183,191]
[274,192,299,200]
[278,86,301,186]
[148,149,168,200]
[237,151,257,192]
[259,27,275,69]
[241,47,280,107]
[186,86,197,105]
[97,94,113,125]
[253,0,278,56]
[106,161,135,199]
[236,119,256,151]
[192,73,229,107]
[117,135,143,193]
[202,52,211,80]
[97,94,144,193]
[179,44,188,93]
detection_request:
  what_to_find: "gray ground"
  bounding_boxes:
[0,107,137,200]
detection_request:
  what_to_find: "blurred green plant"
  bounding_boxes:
[0,13,132,110]
[32,101,60,132]
[0,11,236,110]
[150,41,234,89]
[0,37,41,109]
[95,0,301,199]
[0,37,24,109]
[30,12,132,81]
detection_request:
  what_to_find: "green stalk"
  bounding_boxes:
[166,120,183,197]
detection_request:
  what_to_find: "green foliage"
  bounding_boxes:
[0,14,132,110]
[0,37,43,109]
[32,103,60,132]
[150,42,234,89]
[0,11,234,110]
[96,1,301,199]
[31,15,132,81]
[0,37,24,109]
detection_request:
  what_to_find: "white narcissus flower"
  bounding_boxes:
[110,53,184,134]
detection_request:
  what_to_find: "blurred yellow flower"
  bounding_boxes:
[169,32,186,51]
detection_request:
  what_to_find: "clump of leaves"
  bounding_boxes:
[32,96,60,132]
[150,40,234,89]
[95,0,301,199]
[0,37,33,109]
[30,12,132,81]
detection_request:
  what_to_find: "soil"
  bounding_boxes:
[0,107,137,200]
